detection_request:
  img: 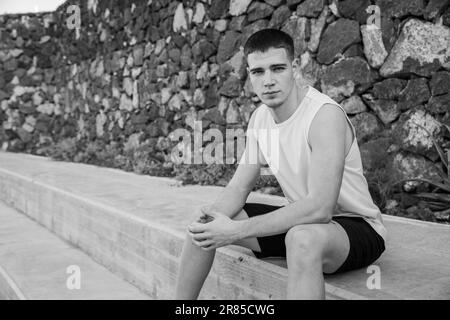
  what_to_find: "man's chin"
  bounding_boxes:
[262,99,282,108]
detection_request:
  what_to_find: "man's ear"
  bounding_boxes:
[292,58,300,70]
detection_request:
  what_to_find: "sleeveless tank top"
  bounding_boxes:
[243,85,387,241]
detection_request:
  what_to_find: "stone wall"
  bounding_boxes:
[0,0,449,218]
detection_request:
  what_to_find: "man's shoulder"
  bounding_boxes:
[307,86,340,107]
[315,103,348,122]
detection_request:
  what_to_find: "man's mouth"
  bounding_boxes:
[263,91,280,95]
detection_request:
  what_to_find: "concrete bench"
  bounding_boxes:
[0,151,449,299]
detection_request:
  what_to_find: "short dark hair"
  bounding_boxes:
[244,29,295,61]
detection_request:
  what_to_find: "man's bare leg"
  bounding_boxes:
[174,232,216,299]
[285,222,350,299]
[175,209,260,299]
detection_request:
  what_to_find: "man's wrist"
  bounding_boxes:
[233,219,250,241]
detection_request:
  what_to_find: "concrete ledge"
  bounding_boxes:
[0,151,449,299]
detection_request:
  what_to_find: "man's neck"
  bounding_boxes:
[270,84,308,124]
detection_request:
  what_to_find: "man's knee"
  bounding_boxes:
[285,226,327,265]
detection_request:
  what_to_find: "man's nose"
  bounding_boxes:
[263,70,275,87]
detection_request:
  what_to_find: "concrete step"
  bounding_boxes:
[0,150,449,299]
[0,199,149,300]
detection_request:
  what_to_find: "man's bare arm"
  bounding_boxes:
[234,104,347,238]
[208,161,261,218]
[201,107,264,218]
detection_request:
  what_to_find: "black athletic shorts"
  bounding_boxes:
[243,202,385,275]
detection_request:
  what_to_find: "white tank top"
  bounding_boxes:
[243,86,387,241]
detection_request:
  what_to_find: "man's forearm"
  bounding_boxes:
[210,185,249,218]
[235,197,331,239]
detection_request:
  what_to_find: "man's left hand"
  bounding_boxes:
[188,208,241,250]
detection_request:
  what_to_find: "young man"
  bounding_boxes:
[175,29,387,300]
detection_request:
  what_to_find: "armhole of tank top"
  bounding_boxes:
[306,102,356,153]
[334,103,357,147]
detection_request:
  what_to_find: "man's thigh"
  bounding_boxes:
[324,221,351,273]
[229,206,351,272]
[230,208,262,253]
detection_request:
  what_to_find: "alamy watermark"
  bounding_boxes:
[66,5,81,39]
[66,265,81,290]
[366,5,381,29]
[366,265,381,290]
[169,120,280,174]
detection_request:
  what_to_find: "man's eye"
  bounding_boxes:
[273,67,285,72]
[252,70,263,75]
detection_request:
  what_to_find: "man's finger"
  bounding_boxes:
[198,239,214,247]
[192,238,214,248]
[189,222,208,233]
[198,241,215,250]
[191,232,211,241]
[203,244,217,251]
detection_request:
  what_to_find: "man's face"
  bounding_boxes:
[247,47,298,108]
